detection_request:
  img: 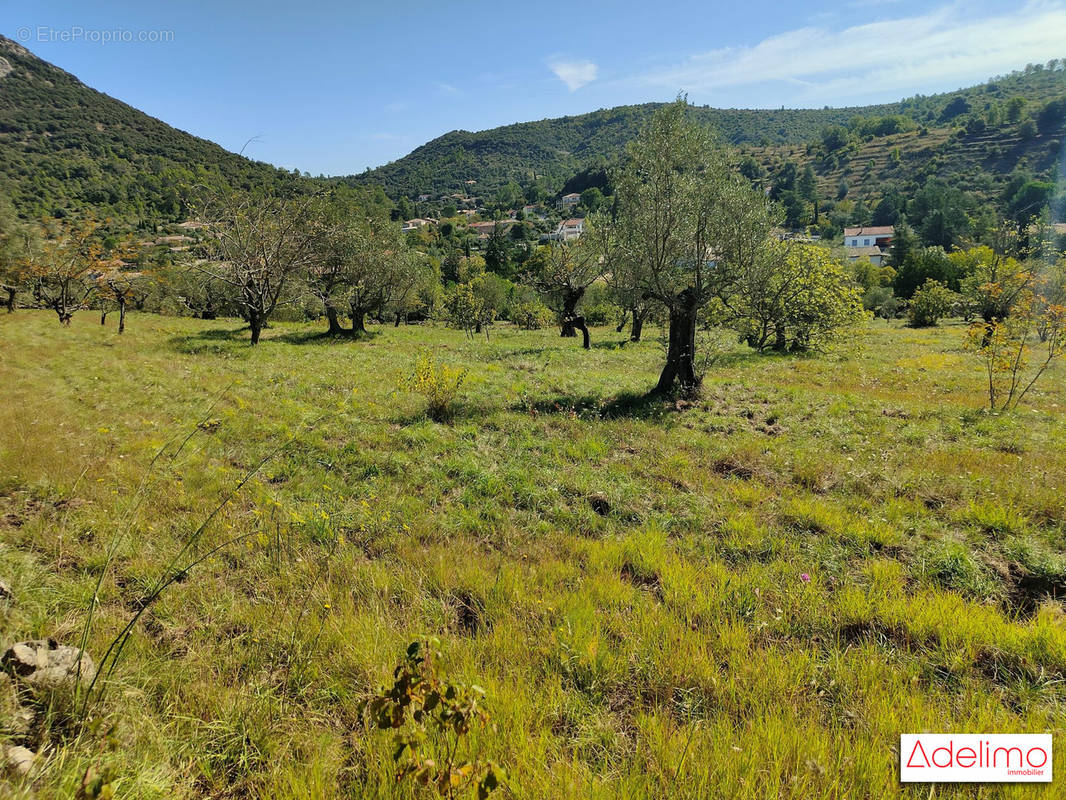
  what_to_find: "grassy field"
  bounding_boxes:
[0,310,1064,799]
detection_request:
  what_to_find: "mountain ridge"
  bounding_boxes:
[1,34,1064,225]
[346,65,1066,208]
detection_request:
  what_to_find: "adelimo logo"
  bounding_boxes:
[901,734,1052,783]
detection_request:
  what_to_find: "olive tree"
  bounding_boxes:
[29,219,103,325]
[0,198,36,313]
[195,188,324,344]
[308,203,426,337]
[523,231,603,348]
[611,99,769,394]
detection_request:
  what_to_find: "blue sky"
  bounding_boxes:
[6,1,1065,176]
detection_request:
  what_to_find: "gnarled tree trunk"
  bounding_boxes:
[568,315,590,349]
[655,289,699,396]
[325,302,344,336]
[630,309,645,343]
[559,288,585,338]
[350,307,368,336]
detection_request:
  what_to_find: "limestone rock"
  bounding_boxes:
[2,638,96,696]
[4,745,35,777]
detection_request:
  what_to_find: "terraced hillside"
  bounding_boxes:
[350,64,1066,206]
[743,120,1066,208]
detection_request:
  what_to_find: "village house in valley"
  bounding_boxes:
[843,225,893,266]
[542,218,584,242]
[401,218,434,233]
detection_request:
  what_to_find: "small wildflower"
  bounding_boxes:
[800,573,811,583]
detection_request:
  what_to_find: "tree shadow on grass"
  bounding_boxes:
[481,345,554,361]
[168,326,252,356]
[392,399,490,427]
[514,389,680,421]
[275,328,378,346]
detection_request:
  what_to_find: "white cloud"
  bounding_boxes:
[632,1,1066,104]
[548,58,598,91]
[435,82,461,96]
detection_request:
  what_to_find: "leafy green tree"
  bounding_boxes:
[333,209,423,335]
[1036,96,1066,132]
[908,181,973,249]
[195,188,325,344]
[444,255,505,337]
[771,161,798,198]
[893,245,956,299]
[849,198,872,226]
[797,165,818,203]
[579,187,605,215]
[738,155,766,183]
[939,96,971,121]
[1001,173,1053,226]
[494,181,523,210]
[872,194,903,227]
[1006,96,1027,123]
[523,233,603,348]
[907,279,957,327]
[821,126,849,152]
[610,99,772,394]
[721,243,864,352]
[484,225,514,277]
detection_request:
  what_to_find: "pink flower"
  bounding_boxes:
[800,573,811,583]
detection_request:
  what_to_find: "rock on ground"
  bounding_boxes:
[2,639,96,695]
[4,745,35,777]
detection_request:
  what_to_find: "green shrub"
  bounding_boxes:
[510,300,554,330]
[907,279,956,327]
[407,354,467,422]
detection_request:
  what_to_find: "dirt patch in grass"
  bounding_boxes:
[451,589,487,636]
[837,620,924,652]
[1003,563,1066,618]
[712,454,766,482]
[619,561,663,601]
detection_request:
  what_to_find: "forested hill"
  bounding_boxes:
[1,33,1063,225]
[347,63,1066,204]
[0,35,300,221]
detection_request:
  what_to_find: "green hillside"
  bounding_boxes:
[349,64,1066,208]
[0,34,1063,228]
[0,35,298,221]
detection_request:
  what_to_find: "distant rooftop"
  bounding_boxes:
[843,226,893,237]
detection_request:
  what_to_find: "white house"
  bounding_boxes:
[556,218,584,241]
[401,218,433,233]
[559,193,581,207]
[843,226,893,249]
[844,245,887,266]
[843,225,893,266]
